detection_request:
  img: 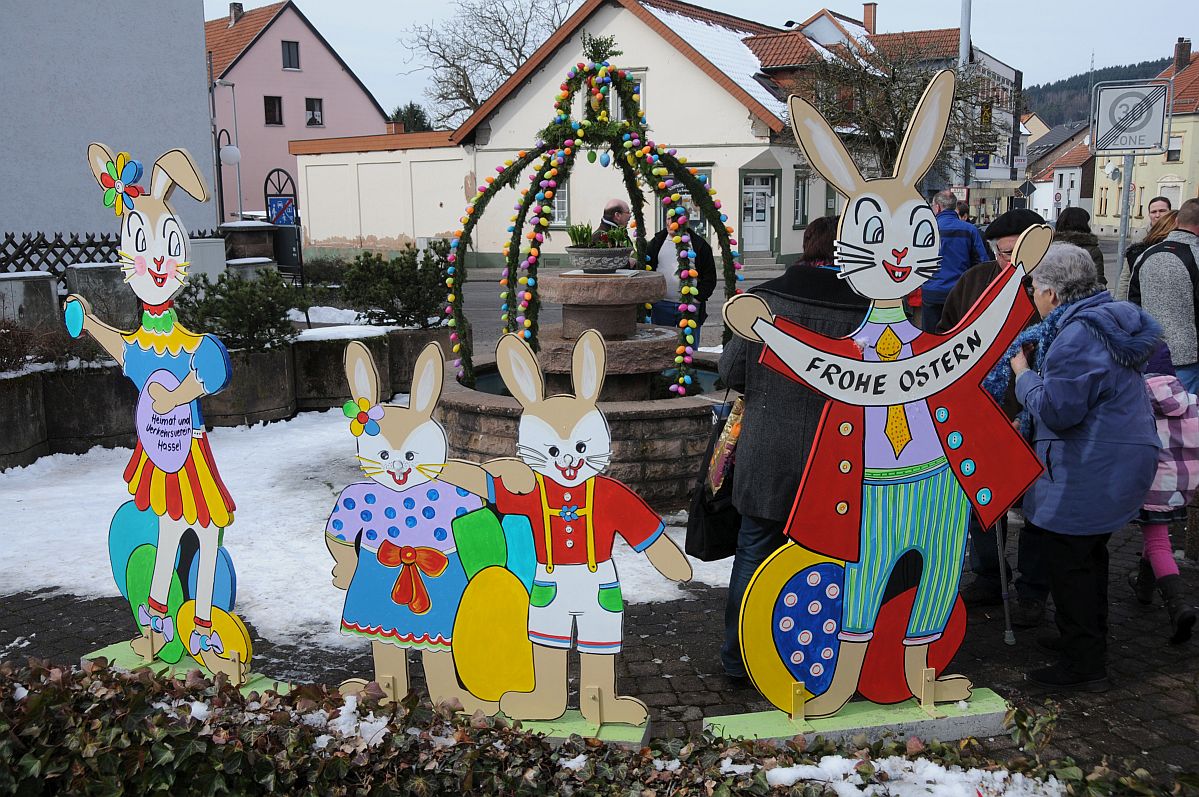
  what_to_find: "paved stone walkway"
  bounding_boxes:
[2,523,1196,782]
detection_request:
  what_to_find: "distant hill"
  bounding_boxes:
[1024,58,1172,126]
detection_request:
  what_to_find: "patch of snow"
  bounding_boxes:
[189,701,211,722]
[749,755,1064,797]
[312,734,332,750]
[3,634,33,653]
[957,700,970,710]
[652,758,681,772]
[720,758,754,775]
[0,271,55,280]
[560,753,588,771]
[221,220,274,228]
[226,257,274,266]
[288,306,365,325]
[11,683,28,701]
[698,345,723,354]
[297,325,393,341]
[640,6,788,121]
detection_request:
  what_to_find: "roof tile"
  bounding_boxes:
[205,2,286,78]
[868,28,962,60]
[1049,138,1093,169]
[1158,53,1199,114]
[743,31,819,69]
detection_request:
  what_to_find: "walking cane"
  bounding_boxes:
[994,514,1016,645]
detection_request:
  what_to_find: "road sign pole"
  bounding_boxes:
[1117,154,1134,282]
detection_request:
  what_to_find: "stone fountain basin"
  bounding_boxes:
[438,352,724,512]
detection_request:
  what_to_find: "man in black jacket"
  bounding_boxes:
[646,224,717,344]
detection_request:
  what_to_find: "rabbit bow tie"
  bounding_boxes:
[378,542,449,615]
[137,604,176,642]
[189,630,224,656]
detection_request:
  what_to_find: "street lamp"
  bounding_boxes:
[214,79,244,220]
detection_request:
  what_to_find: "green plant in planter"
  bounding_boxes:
[340,241,449,328]
[565,223,594,247]
[175,269,303,349]
[594,225,632,248]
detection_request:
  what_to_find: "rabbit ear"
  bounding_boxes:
[788,95,865,198]
[496,333,544,408]
[571,330,606,404]
[344,341,381,405]
[410,343,444,417]
[149,149,209,204]
[893,70,956,188]
[87,143,116,188]
[1012,224,1054,275]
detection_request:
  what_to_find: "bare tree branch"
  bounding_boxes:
[405,0,581,127]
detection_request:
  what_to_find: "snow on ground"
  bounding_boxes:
[0,407,733,649]
[288,306,366,325]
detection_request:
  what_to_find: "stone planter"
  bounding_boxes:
[438,354,720,512]
[202,346,296,427]
[564,246,633,274]
[0,271,61,331]
[220,221,277,260]
[225,257,278,281]
[0,370,48,470]
[41,363,137,454]
[293,326,391,409]
[64,263,140,330]
[386,326,454,393]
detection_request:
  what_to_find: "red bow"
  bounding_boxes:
[377,542,448,615]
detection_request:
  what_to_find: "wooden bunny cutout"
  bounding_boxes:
[489,329,692,727]
[724,71,1052,717]
[65,144,250,684]
[327,341,533,711]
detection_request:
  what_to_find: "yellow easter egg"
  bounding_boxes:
[452,566,534,700]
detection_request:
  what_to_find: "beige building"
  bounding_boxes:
[1093,37,1198,236]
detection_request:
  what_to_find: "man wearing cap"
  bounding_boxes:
[938,208,1051,627]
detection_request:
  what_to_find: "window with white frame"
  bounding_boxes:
[1167,135,1183,162]
[611,70,645,122]
[550,180,569,226]
[793,171,809,226]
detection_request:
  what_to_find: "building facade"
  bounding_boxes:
[206,1,389,222]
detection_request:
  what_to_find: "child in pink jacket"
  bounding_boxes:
[1130,344,1199,644]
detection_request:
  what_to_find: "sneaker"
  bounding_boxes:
[1025,664,1109,692]
[1009,598,1046,628]
[960,579,1005,607]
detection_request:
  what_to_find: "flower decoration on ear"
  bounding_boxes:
[100,152,144,216]
[343,397,384,436]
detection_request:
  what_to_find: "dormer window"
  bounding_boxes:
[282,40,300,69]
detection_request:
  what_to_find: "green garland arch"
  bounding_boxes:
[445,57,747,393]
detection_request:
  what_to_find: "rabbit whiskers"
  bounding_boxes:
[516,444,549,466]
[914,256,943,279]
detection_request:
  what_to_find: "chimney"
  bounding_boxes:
[862,2,877,34]
[1176,37,1192,75]
[229,3,243,25]
[387,121,406,134]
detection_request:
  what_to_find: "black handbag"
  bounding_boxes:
[685,396,742,561]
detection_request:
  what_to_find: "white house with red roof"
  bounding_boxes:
[290,0,1026,264]
[206,1,389,222]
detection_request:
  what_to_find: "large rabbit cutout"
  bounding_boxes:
[486,330,693,727]
[65,144,251,683]
[724,71,1051,718]
[327,341,536,712]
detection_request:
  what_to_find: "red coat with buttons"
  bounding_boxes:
[758,266,1043,563]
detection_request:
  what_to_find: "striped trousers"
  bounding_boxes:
[841,461,970,644]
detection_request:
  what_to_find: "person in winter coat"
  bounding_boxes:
[646,222,717,344]
[1053,207,1106,285]
[716,215,869,678]
[1126,343,1198,644]
[920,189,989,332]
[1003,242,1161,691]
[938,209,1050,626]
[1117,209,1178,300]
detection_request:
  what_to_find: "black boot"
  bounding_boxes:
[1128,556,1155,605]
[1157,575,1196,645]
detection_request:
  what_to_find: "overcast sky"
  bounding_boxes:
[203,0,1196,113]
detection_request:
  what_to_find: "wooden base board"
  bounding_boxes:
[513,710,651,747]
[704,688,1008,744]
[85,641,291,695]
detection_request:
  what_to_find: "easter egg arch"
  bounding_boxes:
[444,57,747,394]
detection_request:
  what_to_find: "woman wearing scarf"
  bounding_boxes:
[991,243,1161,691]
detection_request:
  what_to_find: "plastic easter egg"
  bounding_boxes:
[600,152,611,167]
[588,150,597,163]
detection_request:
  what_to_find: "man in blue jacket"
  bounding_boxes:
[920,189,989,332]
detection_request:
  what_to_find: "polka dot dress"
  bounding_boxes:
[771,562,844,696]
[326,480,483,649]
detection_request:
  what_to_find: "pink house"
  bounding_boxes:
[206,1,388,222]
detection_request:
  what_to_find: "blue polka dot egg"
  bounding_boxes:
[772,562,844,696]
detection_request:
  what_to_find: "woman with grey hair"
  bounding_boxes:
[986,243,1161,691]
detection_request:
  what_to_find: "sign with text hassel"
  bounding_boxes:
[1092,80,1171,154]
